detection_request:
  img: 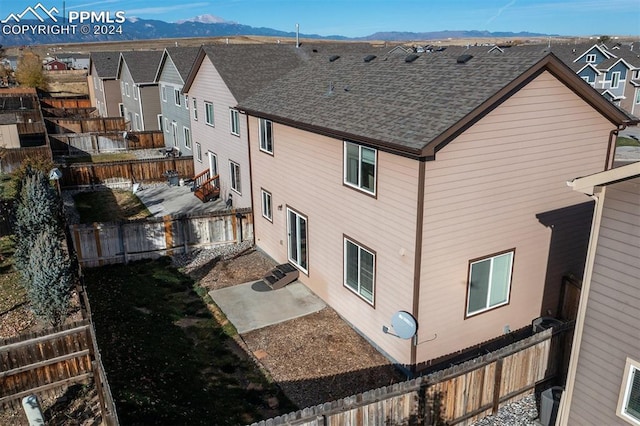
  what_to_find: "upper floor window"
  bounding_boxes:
[617,357,640,425]
[230,109,240,136]
[261,189,272,222]
[124,82,130,97]
[259,118,273,154]
[161,85,167,102]
[183,126,191,150]
[466,250,514,317]
[192,97,198,120]
[344,141,376,195]
[344,237,375,305]
[185,95,189,110]
[205,101,214,126]
[611,71,621,89]
[230,161,241,194]
[586,54,597,63]
[174,88,181,106]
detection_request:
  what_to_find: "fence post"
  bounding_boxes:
[492,358,504,414]
[120,223,128,263]
[93,223,103,266]
[163,215,173,256]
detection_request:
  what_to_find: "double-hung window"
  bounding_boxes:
[161,86,167,102]
[344,141,376,194]
[259,118,273,153]
[618,358,640,425]
[611,71,621,89]
[230,161,241,194]
[174,88,181,106]
[192,97,198,120]
[205,101,214,126]
[230,109,240,136]
[466,250,514,317]
[125,82,130,97]
[344,237,375,305]
[586,53,596,63]
[183,127,191,150]
[195,142,202,162]
[261,189,272,221]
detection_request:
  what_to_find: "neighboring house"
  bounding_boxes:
[238,50,634,370]
[558,161,640,425]
[154,47,200,154]
[2,56,19,71]
[0,114,21,148]
[88,51,122,117]
[182,44,307,207]
[60,53,90,70]
[0,88,47,147]
[116,50,163,131]
[43,59,68,71]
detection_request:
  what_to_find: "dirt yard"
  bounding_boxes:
[193,248,406,409]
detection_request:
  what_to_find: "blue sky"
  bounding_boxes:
[2,0,639,37]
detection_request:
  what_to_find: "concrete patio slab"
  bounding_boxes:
[134,184,225,217]
[209,281,326,334]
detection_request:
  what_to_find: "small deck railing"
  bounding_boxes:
[192,169,220,202]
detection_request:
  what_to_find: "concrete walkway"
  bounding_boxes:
[209,281,326,334]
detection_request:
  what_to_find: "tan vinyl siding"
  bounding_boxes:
[567,178,640,425]
[250,118,419,364]
[103,80,123,117]
[417,71,614,363]
[140,85,161,131]
[186,58,251,207]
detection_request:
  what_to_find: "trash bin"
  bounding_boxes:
[532,317,563,333]
[540,386,563,426]
[165,170,179,186]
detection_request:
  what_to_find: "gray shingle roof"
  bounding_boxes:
[165,47,200,82]
[239,49,554,152]
[120,50,164,84]
[90,51,120,78]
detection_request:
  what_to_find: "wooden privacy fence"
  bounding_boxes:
[71,209,253,267]
[46,117,125,134]
[0,146,52,174]
[58,156,194,188]
[50,131,165,155]
[251,323,573,426]
[42,107,96,119]
[40,98,92,109]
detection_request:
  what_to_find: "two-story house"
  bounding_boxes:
[88,51,122,117]
[154,47,200,154]
[182,44,307,207]
[237,50,635,370]
[558,161,640,425]
[116,50,163,131]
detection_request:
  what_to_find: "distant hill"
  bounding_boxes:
[0,15,551,46]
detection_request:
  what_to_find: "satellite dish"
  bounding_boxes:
[389,311,418,339]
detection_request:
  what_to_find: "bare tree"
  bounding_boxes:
[15,52,48,89]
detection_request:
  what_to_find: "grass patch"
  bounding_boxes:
[0,174,18,200]
[73,190,151,223]
[63,152,137,164]
[84,258,295,425]
[617,136,640,147]
[0,236,27,314]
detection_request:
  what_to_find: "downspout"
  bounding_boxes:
[556,186,606,425]
[410,159,426,375]
[604,124,627,170]
[137,85,145,130]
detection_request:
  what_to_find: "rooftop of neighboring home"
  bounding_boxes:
[158,46,201,83]
[238,48,635,158]
[118,50,164,84]
[183,42,385,103]
[89,51,121,79]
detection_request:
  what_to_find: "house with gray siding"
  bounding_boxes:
[558,161,640,425]
[88,51,122,117]
[238,49,635,371]
[154,47,199,154]
[116,51,163,131]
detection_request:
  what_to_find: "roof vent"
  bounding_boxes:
[436,46,446,52]
[329,55,340,62]
[456,54,473,64]
[364,55,377,63]
[405,54,419,63]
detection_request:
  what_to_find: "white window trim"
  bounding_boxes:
[618,358,640,425]
[164,117,169,133]
[230,109,240,136]
[195,142,202,162]
[161,85,167,102]
[174,88,181,107]
[466,250,514,317]
[343,237,375,305]
[229,160,241,194]
[343,141,377,195]
[286,208,308,274]
[586,53,597,63]
[204,101,214,127]
[192,97,198,120]
[121,81,125,96]
[133,85,138,100]
[185,94,189,110]
[611,71,621,89]
[259,118,273,154]
[157,114,163,132]
[183,126,191,150]
[261,189,272,222]
[125,82,130,97]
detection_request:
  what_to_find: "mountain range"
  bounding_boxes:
[0,13,552,46]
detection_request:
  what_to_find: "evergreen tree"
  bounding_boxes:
[27,225,73,326]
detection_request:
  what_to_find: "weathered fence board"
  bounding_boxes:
[72,209,253,267]
[46,117,126,134]
[58,156,194,188]
[42,107,96,118]
[251,323,573,426]
[0,146,52,174]
[40,98,92,109]
[50,131,166,155]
